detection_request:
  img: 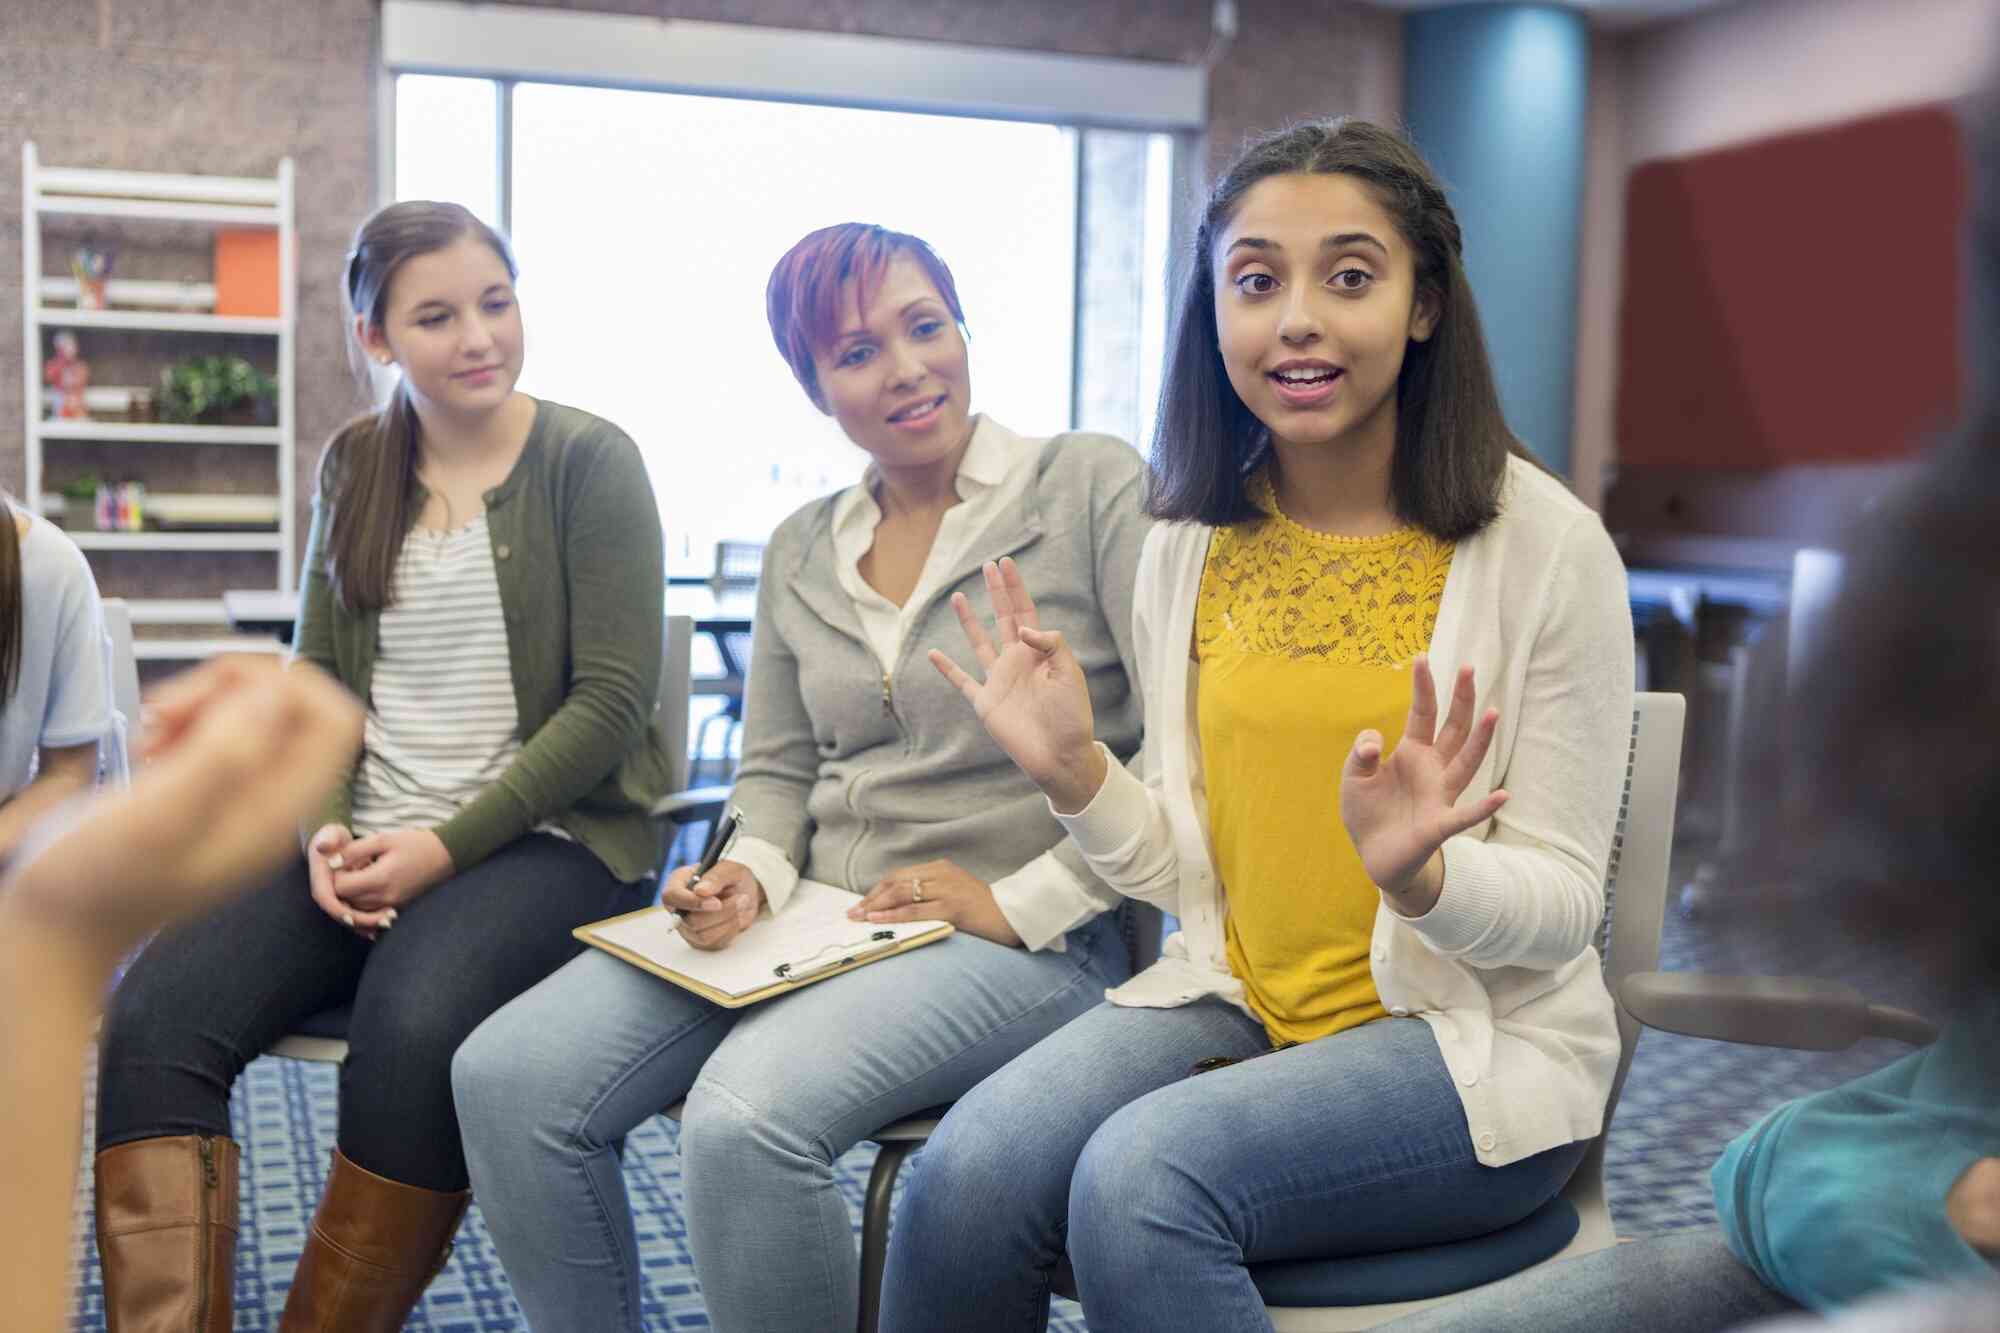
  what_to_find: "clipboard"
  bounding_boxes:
[573,879,954,1008]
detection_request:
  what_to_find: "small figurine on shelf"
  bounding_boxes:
[71,245,113,309]
[43,331,91,420]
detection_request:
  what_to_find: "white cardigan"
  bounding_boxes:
[1014,456,1633,1169]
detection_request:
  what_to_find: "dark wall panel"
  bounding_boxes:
[1617,105,1966,467]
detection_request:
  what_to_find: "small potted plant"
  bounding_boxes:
[158,355,277,426]
[57,473,102,529]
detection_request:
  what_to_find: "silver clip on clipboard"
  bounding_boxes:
[773,930,899,981]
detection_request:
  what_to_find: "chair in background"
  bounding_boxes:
[1619,970,1937,1053]
[1045,693,1687,1331]
[99,598,141,784]
[691,539,763,781]
[270,616,706,1065]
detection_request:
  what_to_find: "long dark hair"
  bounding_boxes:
[1148,118,1534,538]
[0,494,20,704]
[321,201,518,612]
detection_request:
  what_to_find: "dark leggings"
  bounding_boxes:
[97,833,646,1191]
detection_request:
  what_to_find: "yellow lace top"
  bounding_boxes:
[1196,475,1454,1045]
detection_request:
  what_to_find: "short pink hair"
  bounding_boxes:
[766,223,967,410]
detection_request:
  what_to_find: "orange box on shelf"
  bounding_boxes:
[214,229,280,317]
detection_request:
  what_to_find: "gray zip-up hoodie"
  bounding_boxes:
[728,429,1148,941]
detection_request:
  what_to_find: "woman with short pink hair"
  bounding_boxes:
[453,222,1152,1332]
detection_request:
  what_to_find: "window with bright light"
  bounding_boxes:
[395,74,1173,576]
[393,75,500,229]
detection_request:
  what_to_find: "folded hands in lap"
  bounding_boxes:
[308,824,455,941]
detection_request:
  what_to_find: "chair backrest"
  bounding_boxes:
[1120,901,1166,974]
[1556,692,1685,1235]
[1786,547,1843,694]
[1597,692,1686,1119]
[1534,690,1686,1220]
[99,598,141,783]
[658,614,694,792]
[711,540,765,590]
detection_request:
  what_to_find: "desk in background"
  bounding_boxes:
[1608,462,1912,911]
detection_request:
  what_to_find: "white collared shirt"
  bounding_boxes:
[829,414,1034,682]
[728,416,1092,944]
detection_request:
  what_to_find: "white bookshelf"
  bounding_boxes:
[69,532,286,553]
[39,421,281,446]
[134,638,287,662]
[22,143,297,661]
[32,306,284,335]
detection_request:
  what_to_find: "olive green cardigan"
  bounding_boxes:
[295,398,673,882]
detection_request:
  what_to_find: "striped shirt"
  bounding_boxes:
[348,516,537,837]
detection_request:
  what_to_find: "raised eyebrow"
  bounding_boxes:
[1322,231,1388,257]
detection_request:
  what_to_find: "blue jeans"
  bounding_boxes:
[451,913,1126,1333]
[881,1001,1588,1333]
[1382,1227,1799,1331]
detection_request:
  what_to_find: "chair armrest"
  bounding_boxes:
[651,786,732,827]
[1620,972,1940,1050]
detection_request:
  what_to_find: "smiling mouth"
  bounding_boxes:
[453,365,502,379]
[887,394,946,423]
[1270,367,1342,387]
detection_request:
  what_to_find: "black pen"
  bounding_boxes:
[689,806,744,888]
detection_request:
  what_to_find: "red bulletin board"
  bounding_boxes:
[1617,104,1967,466]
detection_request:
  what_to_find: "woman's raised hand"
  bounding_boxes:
[1339,656,1508,913]
[929,558,1107,814]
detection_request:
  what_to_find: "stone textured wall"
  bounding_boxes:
[1,0,377,606]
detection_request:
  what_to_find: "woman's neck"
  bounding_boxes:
[873,420,976,520]
[411,391,534,472]
[1266,402,1400,537]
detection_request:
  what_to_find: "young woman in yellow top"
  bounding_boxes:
[881,119,1635,1332]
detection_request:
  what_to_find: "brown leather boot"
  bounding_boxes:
[95,1134,239,1333]
[278,1149,471,1332]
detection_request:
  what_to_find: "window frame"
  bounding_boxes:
[377,3,1196,442]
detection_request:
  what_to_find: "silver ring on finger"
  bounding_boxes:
[910,876,925,904]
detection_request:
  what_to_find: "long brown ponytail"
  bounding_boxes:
[322,201,518,612]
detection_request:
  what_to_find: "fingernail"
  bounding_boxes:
[384,909,398,923]
[328,854,345,870]
[380,918,394,931]
[342,913,355,927]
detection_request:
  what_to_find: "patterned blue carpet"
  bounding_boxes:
[66,1052,1090,1332]
[66,853,1931,1330]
